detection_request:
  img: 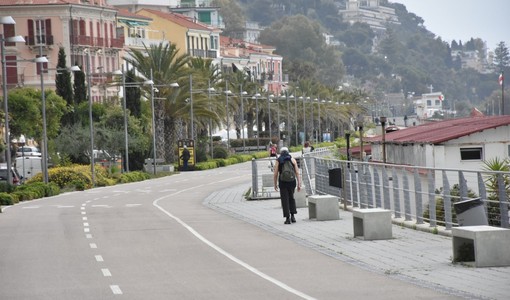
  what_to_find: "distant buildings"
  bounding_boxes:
[339,0,400,34]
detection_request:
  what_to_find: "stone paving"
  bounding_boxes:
[204,184,510,300]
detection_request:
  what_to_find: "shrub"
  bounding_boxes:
[119,171,151,183]
[0,192,15,205]
[214,147,229,159]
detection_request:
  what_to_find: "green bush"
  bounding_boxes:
[21,182,60,197]
[119,171,151,183]
[0,182,17,193]
[0,192,16,205]
[14,184,45,199]
[195,161,218,170]
[214,147,229,159]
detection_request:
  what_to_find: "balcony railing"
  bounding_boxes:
[125,37,168,48]
[71,35,92,46]
[110,37,124,49]
[188,49,217,58]
[24,35,54,46]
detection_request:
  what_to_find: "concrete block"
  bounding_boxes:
[308,195,339,221]
[262,174,273,188]
[353,208,392,240]
[452,225,510,267]
[295,188,307,208]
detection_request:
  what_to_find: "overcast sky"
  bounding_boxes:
[392,0,510,50]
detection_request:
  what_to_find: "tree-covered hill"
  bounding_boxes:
[220,0,509,116]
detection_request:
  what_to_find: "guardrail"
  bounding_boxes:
[300,148,509,230]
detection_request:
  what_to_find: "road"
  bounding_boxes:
[0,162,461,299]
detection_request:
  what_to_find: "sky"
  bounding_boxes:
[392,0,510,50]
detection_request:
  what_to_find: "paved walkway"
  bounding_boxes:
[204,184,510,300]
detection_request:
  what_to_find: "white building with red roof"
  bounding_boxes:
[367,115,510,170]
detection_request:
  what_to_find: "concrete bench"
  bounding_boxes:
[452,225,510,267]
[308,195,339,221]
[352,208,392,240]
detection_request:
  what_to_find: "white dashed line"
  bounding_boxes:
[83,217,88,221]
[101,269,112,277]
[83,222,89,227]
[81,207,85,210]
[91,205,112,208]
[89,243,97,249]
[81,211,86,215]
[22,206,40,209]
[95,255,104,262]
[110,285,122,295]
[56,205,74,208]
[84,228,90,233]
[86,234,93,239]
[126,204,142,207]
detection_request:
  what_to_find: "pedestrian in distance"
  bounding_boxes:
[180,145,191,171]
[273,147,301,224]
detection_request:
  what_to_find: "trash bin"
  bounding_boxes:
[328,168,342,188]
[453,198,488,226]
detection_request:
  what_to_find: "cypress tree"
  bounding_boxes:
[55,47,74,126]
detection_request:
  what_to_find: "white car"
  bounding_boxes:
[16,146,42,157]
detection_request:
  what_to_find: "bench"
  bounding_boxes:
[352,208,392,240]
[452,225,510,267]
[308,195,339,221]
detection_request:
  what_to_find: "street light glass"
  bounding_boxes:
[34,56,49,63]
[6,36,25,43]
[69,65,81,72]
[0,16,16,24]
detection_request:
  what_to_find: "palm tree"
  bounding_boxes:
[124,42,189,163]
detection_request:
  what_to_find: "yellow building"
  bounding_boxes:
[136,9,220,59]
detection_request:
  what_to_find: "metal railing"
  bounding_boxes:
[301,148,509,229]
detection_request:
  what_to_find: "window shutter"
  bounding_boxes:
[45,19,52,45]
[4,24,15,46]
[27,19,34,46]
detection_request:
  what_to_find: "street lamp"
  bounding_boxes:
[357,120,364,161]
[380,116,387,163]
[253,93,261,150]
[299,95,305,143]
[189,74,194,140]
[224,81,232,153]
[40,60,79,183]
[84,48,96,185]
[1,16,26,185]
[112,67,130,172]
[239,84,248,152]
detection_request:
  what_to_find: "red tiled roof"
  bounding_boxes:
[366,115,510,144]
[1,0,91,5]
[138,8,212,31]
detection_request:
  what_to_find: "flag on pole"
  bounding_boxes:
[438,95,444,101]
[499,73,504,86]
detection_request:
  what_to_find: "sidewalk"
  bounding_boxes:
[204,184,510,300]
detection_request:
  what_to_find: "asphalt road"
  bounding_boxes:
[0,162,461,299]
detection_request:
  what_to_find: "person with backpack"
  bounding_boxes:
[273,147,301,224]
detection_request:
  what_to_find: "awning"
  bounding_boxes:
[119,19,149,27]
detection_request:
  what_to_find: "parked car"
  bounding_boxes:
[16,146,42,157]
[0,164,23,185]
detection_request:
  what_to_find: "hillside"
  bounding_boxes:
[225,0,509,117]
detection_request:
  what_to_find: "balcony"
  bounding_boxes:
[71,35,92,46]
[109,37,124,49]
[94,37,104,47]
[125,37,168,48]
[24,35,54,46]
[188,49,217,58]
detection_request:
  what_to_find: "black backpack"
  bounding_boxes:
[279,158,296,182]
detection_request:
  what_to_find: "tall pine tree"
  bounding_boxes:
[55,47,74,126]
[125,69,141,118]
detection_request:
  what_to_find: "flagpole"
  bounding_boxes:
[501,71,505,115]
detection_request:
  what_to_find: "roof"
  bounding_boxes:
[117,8,152,21]
[138,8,214,31]
[0,0,105,5]
[366,115,510,144]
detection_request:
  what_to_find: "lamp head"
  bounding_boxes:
[169,82,179,88]
[70,65,81,72]
[6,35,25,43]
[0,16,16,25]
[34,56,49,63]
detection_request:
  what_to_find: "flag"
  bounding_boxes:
[438,95,444,101]
[499,73,504,86]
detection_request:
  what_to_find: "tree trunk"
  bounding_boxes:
[155,98,166,162]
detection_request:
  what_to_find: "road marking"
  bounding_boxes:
[126,204,142,207]
[86,234,93,239]
[81,203,86,207]
[83,222,89,227]
[22,206,40,209]
[110,285,122,295]
[95,255,104,262]
[83,217,87,221]
[56,205,74,208]
[102,268,112,277]
[152,177,316,300]
[84,228,90,233]
[81,207,85,210]
[86,200,92,203]
[81,211,86,215]
[91,205,112,208]
[89,243,97,249]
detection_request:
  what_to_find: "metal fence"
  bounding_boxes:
[252,147,510,229]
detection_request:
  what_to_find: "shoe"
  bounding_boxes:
[284,218,291,224]
[291,215,296,223]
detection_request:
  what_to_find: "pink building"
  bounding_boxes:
[1,0,123,102]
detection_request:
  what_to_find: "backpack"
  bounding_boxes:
[279,158,296,182]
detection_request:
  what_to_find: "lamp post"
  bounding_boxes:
[189,74,194,140]
[292,94,297,146]
[300,95,305,143]
[112,67,130,172]
[267,93,272,141]
[39,63,79,181]
[380,116,387,163]
[18,136,25,181]
[253,93,261,150]
[225,80,232,153]
[239,84,247,152]
[345,131,351,162]
[84,49,96,185]
[149,69,157,174]
[357,121,364,161]
[207,80,214,158]
[1,16,25,185]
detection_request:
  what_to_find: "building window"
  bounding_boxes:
[426,100,432,106]
[508,145,510,157]
[435,100,441,106]
[460,147,482,160]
